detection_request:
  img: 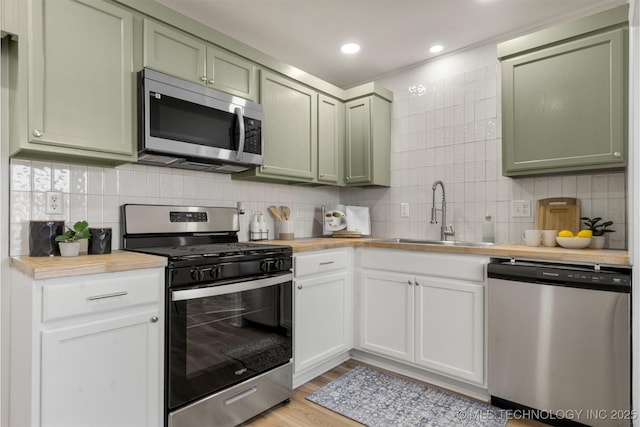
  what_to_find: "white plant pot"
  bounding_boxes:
[589,235,607,249]
[59,241,81,257]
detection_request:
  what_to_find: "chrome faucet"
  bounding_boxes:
[430,180,455,241]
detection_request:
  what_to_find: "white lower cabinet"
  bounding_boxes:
[358,249,487,386]
[10,267,164,427]
[293,249,353,386]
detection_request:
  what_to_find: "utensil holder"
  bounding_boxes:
[277,220,294,240]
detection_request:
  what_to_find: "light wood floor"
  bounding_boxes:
[242,360,545,426]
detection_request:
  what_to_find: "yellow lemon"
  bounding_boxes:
[558,230,574,237]
[577,229,593,238]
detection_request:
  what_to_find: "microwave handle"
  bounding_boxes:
[234,107,245,161]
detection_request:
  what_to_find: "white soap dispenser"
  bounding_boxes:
[258,211,268,239]
[250,212,260,240]
[482,212,495,243]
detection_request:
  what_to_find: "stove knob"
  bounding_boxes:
[191,268,204,281]
[209,266,218,279]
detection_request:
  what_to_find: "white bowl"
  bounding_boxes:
[556,236,592,249]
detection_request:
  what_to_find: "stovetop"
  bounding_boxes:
[130,242,291,261]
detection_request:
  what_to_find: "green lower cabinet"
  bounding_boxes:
[11,0,137,165]
[345,95,391,186]
[499,7,627,176]
[234,70,318,183]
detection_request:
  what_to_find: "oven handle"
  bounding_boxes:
[171,273,292,302]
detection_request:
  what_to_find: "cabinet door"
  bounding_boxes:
[414,276,484,384]
[502,28,626,176]
[258,71,317,180]
[359,269,414,362]
[41,309,161,427]
[206,45,257,101]
[27,0,135,160]
[294,271,351,373]
[317,95,344,184]
[143,18,206,85]
[345,97,372,184]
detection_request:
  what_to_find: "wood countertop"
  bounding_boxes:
[258,237,631,266]
[11,239,630,280]
[10,250,168,280]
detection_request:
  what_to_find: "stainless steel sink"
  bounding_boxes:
[378,238,497,247]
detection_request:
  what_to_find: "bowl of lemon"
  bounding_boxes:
[556,230,592,249]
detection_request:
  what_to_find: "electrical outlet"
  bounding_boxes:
[400,203,410,218]
[46,192,63,215]
[511,200,531,217]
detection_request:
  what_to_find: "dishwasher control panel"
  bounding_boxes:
[488,258,631,292]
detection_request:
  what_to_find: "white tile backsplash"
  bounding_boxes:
[9,161,340,256]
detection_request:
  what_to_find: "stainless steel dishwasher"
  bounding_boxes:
[488,258,631,427]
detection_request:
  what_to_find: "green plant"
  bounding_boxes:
[580,217,615,236]
[55,221,90,243]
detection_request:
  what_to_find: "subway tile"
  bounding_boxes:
[70,165,88,194]
[87,167,104,195]
[11,160,31,191]
[32,161,52,192]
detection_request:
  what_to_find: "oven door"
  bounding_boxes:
[168,273,292,410]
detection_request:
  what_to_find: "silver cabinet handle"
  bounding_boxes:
[613,152,622,158]
[200,76,207,82]
[407,279,413,285]
[33,129,43,137]
[87,291,128,301]
[297,285,302,290]
[415,280,419,286]
[150,316,159,323]
[320,173,325,177]
[208,79,214,84]
[319,261,335,266]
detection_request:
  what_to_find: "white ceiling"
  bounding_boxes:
[156,0,626,88]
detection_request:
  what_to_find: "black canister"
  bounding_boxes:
[29,221,64,257]
[88,227,112,255]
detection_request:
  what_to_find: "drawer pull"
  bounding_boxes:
[319,261,335,266]
[150,316,159,323]
[87,291,128,301]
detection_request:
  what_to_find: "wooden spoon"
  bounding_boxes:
[268,205,282,220]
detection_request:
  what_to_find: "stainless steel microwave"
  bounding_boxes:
[137,68,263,173]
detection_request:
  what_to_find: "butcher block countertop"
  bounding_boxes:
[260,237,630,266]
[10,250,168,280]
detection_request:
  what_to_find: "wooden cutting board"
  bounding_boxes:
[536,198,581,233]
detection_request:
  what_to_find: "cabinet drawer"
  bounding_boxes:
[42,269,162,322]
[295,250,349,278]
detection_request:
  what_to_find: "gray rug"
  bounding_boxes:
[306,365,508,427]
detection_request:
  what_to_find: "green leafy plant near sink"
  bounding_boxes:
[580,217,615,236]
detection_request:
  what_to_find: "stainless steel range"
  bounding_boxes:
[122,204,293,427]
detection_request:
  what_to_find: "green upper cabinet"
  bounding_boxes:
[12,0,136,164]
[499,6,628,176]
[317,95,344,184]
[235,70,317,182]
[143,18,206,84]
[143,18,257,102]
[345,95,391,186]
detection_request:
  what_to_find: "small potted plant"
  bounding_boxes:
[580,217,615,249]
[55,221,90,256]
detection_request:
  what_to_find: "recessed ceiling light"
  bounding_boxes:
[341,43,360,54]
[429,44,444,54]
